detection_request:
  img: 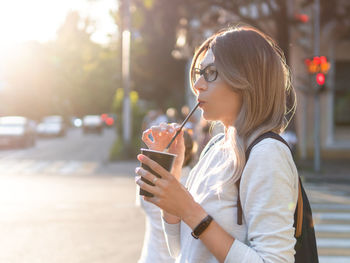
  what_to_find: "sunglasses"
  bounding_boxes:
[192,63,218,83]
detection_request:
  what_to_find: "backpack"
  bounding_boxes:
[200,132,319,263]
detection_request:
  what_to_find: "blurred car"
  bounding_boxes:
[37,115,66,137]
[82,115,103,134]
[0,116,36,148]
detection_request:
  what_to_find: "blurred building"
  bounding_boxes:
[174,0,350,160]
[290,0,350,159]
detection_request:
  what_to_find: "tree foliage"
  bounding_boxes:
[1,11,120,121]
[112,0,188,111]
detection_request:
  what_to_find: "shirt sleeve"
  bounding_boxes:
[161,217,181,258]
[224,140,298,263]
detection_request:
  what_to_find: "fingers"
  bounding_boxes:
[144,195,160,205]
[170,123,181,131]
[142,129,153,145]
[136,176,159,195]
[151,124,175,138]
[135,167,163,186]
[137,154,171,180]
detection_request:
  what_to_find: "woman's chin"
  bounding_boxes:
[201,111,215,122]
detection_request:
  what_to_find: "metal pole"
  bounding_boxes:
[313,0,321,172]
[122,0,131,146]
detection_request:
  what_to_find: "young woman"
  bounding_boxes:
[135,25,298,263]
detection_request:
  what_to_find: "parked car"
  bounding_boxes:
[82,115,103,134]
[0,116,36,148]
[37,115,66,137]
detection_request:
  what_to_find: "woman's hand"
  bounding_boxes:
[142,123,185,176]
[135,154,200,220]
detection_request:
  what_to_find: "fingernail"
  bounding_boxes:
[137,154,144,161]
[136,178,143,186]
[137,167,146,176]
[161,127,166,131]
[135,167,140,173]
[169,128,174,133]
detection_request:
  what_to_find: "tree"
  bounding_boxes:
[1,11,121,120]
[51,11,120,116]
[112,0,188,110]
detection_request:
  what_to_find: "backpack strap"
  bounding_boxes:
[236,131,303,238]
[200,131,304,237]
[295,178,303,238]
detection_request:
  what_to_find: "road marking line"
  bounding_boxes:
[317,238,350,248]
[42,161,65,174]
[75,162,98,174]
[319,256,350,263]
[315,224,350,233]
[22,161,50,174]
[59,161,81,174]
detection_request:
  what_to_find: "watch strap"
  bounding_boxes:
[191,215,213,239]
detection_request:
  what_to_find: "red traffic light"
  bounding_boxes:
[316,73,325,86]
[295,13,309,23]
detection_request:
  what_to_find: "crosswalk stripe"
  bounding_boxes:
[14,160,36,174]
[311,203,350,212]
[24,161,50,174]
[0,160,101,175]
[317,238,350,248]
[42,161,65,174]
[315,224,350,232]
[59,161,82,174]
[307,186,350,258]
[0,160,16,173]
[319,256,350,263]
[75,162,98,174]
[314,212,350,221]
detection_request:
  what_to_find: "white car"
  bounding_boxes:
[82,115,103,134]
[37,116,66,137]
[0,116,36,148]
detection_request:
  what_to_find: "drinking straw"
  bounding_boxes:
[164,102,201,151]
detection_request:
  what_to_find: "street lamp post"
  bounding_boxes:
[313,0,321,172]
[121,0,132,148]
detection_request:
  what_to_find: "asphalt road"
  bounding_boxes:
[0,128,144,263]
[1,128,350,262]
[0,128,116,162]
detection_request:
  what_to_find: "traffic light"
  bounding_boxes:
[316,73,325,90]
[304,56,330,92]
[294,4,313,55]
[304,56,330,74]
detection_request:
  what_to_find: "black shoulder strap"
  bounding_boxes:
[236,131,292,225]
[245,131,291,160]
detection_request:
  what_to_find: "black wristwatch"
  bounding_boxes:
[191,215,213,239]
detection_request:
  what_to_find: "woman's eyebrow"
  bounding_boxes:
[199,62,214,69]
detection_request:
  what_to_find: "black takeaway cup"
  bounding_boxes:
[139,148,177,197]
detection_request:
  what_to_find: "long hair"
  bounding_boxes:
[190,25,296,183]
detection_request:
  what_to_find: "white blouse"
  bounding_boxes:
[162,134,299,263]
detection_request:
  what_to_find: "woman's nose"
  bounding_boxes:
[193,77,207,93]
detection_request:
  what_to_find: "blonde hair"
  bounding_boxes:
[190,25,296,183]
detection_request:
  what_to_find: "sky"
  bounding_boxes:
[0,0,118,46]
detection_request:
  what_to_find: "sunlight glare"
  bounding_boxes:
[0,0,117,46]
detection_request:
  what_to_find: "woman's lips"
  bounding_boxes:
[198,101,206,108]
